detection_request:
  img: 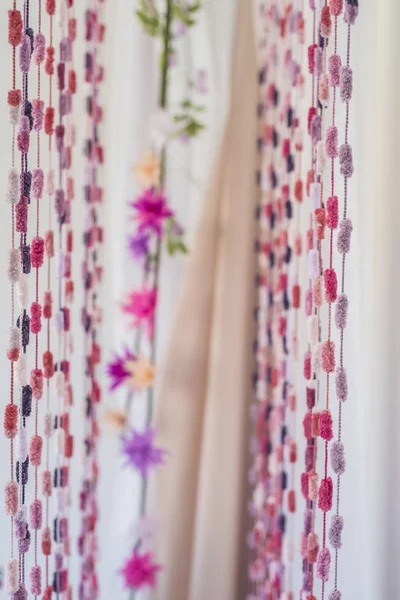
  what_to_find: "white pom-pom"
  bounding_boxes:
[308,315,319,346]
[8,105,20,125]
[16,354,27,388]
[17,274,29,309]
[308,249,318,280]
[312,342,323,374]
[310,182,321,211]
[56,251,64,279]
[55,428,65,456]
[8,248,21,283]
[44,412,52,438]
[6,559,19,593]
[55,371,65,398]
[45,168,55,195]
[16,427,28,462]
[316,141,326,175]
[6,168,20,204]
[8,327,21,352]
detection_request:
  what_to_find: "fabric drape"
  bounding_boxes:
[150,1,259,599]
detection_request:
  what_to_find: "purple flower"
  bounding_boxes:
[128,231,150,261]
[121,428,166,478]
[107,349,136,391]
[131,189,174,238]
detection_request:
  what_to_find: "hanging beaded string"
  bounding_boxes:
[13,0,36,597]
[79,2,105,597]
[59,3,77,597]
[284,2,306,596]
[27,0,47,597]
[52,0,70,595]
[301,2,323,597]
[41,1,56,599]
[5,2,23,597]
[329,2,358,599]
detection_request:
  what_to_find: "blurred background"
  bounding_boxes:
[0,1,400,599]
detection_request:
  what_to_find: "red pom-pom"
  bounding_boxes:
[45,0,56,15]
[43,291,53,319]
[44,106,55,135]
[288,490,296,513]
[294,179,303,203]
[43,350,54,378]
[292,284,301,309]
[8,89,21,107]
[319,409,333,441]
[30,369,44,400]
[64,434,73,459]
[8,9,23,47]
[318,477,333,512]
[68,69,77,94]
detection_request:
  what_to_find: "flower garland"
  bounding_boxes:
[105,0,205,595]
[78,2,105,598]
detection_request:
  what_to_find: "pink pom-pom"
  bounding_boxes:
[32,168,44,200]
[312,277,323,308]
[17,115,30,153]
[42,528,52,557]
[43,291,53,319]
[32,98,44,132]
[303,413,312,440]
[30,500,42,530]
[30,369,44,400]
[330,0,343,16]
[42,470,52,496]
[326,126,338,158]
[44,231,54,258]
[4,403,18,439]
[324,268,337,303]
[16,198,28,233]
[31,237,45,268]
[317,547,331,582]
[301,472,309,499]
[46,0,56,15]
[6,559,19,594]
[322,340,335,373]
[8,9,23,47]
[326,196,339,229]
[5,481,18,516]
[30,302,42,333]
[328,54,342,87]
[305,289,313,317]
[311,410,320,437]
[308,471,318,501]
[29,434,43,466]
[30,564,42,595]
[304,351,311,380]
[33,32,46,65]
[319,409,333,441]
[320,6,332,38]
[307,533,319,564]
[43,350,54,378]
[318,477,333,512]
[308,44,317,74]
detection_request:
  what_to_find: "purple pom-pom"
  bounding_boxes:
[329,514,344,549]
[331,441,346,475]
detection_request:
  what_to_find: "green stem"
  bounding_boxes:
[129,1,173,598]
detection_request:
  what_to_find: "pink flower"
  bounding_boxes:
[131,189,174,238]
[121,549,162,590]
[121,287,157,339]
[106,349,136,391]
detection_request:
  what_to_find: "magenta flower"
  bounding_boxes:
[121,427,166,478]
[106,349,136,391]
[121,549,162,590]
[121,287,157,339]
[131,188,174,238]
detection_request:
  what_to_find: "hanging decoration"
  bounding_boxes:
[105,0,206,595]
[249,1,359,598]
[78,1,105,598]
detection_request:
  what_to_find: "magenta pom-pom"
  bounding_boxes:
[30,301,42,334]
[324,268,337,303]
[319,410,333,441]
[326,196,339,229]
[16,197,28,233]
[318,477,333,512]
[31,237,45,268]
